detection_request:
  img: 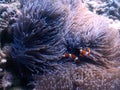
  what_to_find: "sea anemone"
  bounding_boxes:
[9,0,67,88]
[3,0,120,89]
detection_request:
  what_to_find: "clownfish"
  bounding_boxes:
[61,47,91,63]
[62,53,80,63]
[79,47,90,57]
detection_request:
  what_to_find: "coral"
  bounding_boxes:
[0,50,13,90]
[0,1,20,48]
[85,0,120,20]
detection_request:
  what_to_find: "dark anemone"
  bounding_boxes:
[9,1,67,87]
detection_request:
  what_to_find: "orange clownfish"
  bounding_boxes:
[61,47,91,63]
[62,53,80,63]
[79,47,90,57]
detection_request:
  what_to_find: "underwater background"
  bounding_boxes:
[0,0,120,90]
